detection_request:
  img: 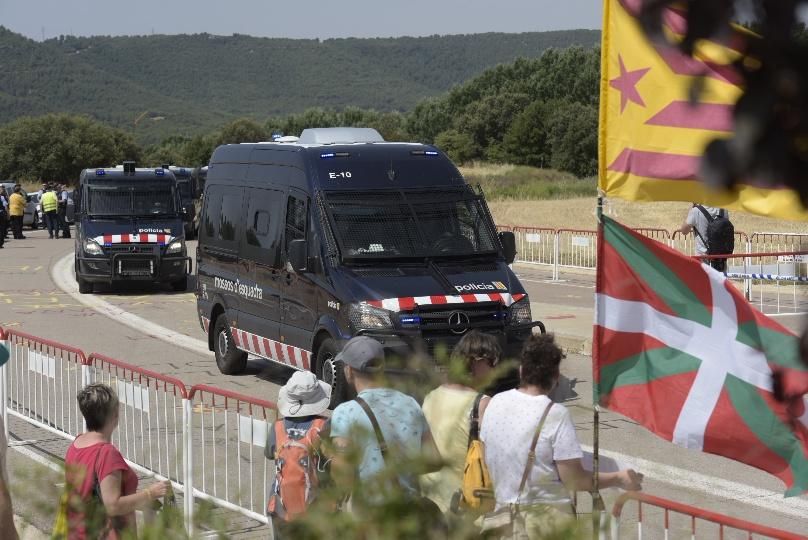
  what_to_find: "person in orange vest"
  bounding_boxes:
[8,185,25,240]
[41,185,60,239]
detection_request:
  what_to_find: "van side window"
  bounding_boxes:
[201,186,223,240]
[243,188,282,267]
[219,193,242,243]
[285,196,307,252]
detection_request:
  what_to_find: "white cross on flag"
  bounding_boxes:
[594,216,808,496]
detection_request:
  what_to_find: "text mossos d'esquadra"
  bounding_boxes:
[214,276,263,300]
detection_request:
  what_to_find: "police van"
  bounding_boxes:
[196,128,542,403]
[74,162,191,294]
[162,166,200,239]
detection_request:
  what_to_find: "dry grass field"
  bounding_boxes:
[489,198,808,235]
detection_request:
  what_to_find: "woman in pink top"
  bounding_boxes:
[64,384,169,539]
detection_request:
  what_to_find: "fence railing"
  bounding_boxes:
[0,327,277,535]
[611,492,808,540]
[499,224,808,314]
[2,326,807,539]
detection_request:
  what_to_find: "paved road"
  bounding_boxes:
[1,230,807,537]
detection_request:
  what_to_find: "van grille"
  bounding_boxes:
[405,301,507,358]
[105,244,155,255]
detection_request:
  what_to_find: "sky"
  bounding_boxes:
[0,0,602,41]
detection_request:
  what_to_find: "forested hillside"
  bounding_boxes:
[0,27,599,143]
[0,46,601,183]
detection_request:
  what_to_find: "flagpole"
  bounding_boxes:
[592,195,605,540]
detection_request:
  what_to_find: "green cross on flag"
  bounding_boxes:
[594,216,808,496]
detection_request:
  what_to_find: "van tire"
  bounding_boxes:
[171,277,188,292]
[315,338,347,408]
[213,315,247,375]
[76,268,93,294]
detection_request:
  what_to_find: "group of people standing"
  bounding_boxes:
[50,331,642,539]
[266,332,643,539]
[0,184,25,247]
[39,182,72,240]
[0,182,71,249]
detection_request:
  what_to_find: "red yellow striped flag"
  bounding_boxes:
[599,0,808,220]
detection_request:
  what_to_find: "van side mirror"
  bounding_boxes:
[288,239,308,273]
[499,231,517,264]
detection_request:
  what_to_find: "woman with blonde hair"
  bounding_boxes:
[421,330,501,516]
[64,384,169,539]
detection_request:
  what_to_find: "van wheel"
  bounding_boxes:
[315,338,347,408]
[171,276,188,292]
[213,315,247,375]
[76,269,93,294]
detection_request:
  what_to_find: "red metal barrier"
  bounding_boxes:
[612,492,808,540]
[5,329,87,364]
[87,353,188,398]
[3,328,88,438]
[87,353,189,484]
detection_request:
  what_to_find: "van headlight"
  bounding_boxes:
[83,239,103,255]
[509,296,532,325]
[349,303,393,330]
[165,239,184,255]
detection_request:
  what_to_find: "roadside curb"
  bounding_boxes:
[51,253,210,357]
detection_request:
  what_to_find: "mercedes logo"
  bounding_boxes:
[448,311,470,335]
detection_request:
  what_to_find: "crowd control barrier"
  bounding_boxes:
[186,384,278,524]
[498,224,808,316]
[2,326,807,538]
[611,492,808,540]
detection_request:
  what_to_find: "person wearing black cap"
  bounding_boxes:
[330,336,442,509]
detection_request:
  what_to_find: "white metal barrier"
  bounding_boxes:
[186,384,277,525]
[0,329,280,536]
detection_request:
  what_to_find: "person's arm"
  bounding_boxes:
[676,222,693,235]
[420,429,443,473]
[330,436,356,496]
[99,472,169,516]
[478,395,491,424]
[556,459,643,492]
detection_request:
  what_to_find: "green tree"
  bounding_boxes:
[143,135,191,166]
[434,130,478,164]
[546,101,598,178]
[0,113,141,185]
[215,118,266,145]
[503,101,552,167]
[406,98,451,144]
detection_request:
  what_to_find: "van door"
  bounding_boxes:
[238,187,285,363]
[197,184,245,330]
[279,188,318,371]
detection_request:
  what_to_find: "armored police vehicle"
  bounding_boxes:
[196,128,541,404]
[74,162,191,294]
[163,166,199,239]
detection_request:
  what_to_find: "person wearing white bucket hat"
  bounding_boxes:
[266,371,332,536]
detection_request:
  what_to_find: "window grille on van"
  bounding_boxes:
[323,187,499,261]
[88,187,176,216]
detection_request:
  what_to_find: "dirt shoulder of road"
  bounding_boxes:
[489,198,808,233]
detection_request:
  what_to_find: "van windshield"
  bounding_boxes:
[87,185,177,216]
[324,188,500,261]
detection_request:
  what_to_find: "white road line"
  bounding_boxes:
[768,312,808,317]
[52,253,211,357]
[10,443,62,474]
[581,445,808,519]
[53,254,808,517]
